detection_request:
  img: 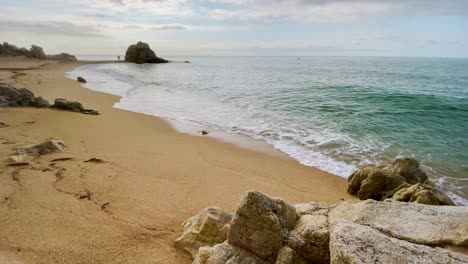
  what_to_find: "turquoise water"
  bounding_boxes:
[68,57,468,204]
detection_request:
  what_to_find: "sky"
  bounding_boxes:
[1,0,468,57]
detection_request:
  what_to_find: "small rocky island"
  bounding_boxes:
[124,41,168,64]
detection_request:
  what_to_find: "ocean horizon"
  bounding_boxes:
[68,56,468,205]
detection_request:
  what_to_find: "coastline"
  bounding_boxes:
[0,57,352,263]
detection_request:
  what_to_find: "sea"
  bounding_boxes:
[69,56,468,205]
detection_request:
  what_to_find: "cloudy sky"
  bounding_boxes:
[1,0,467,57]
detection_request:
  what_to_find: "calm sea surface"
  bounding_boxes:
[68,56,468,204]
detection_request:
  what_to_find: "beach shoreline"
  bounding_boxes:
[0,57,352,264]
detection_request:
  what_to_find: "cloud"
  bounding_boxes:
[0,19,105,37]
[206,0,468,23]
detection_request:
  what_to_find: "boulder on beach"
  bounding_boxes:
[19,139,65,156]
[51,98,99,115]
[174,207,232,258]
[77,76,87,83]
[0,121,7,128]
[347,158,454,205]
[124,41,168,64]
[0,83,50,108]
[181,191,468,264]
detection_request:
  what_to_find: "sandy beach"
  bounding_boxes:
[0,57,352,264]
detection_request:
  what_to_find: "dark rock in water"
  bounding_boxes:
[77,76,87,83]
[47,53,77,61]
[51,98,99,115]
[347,158,454,205]
[185,61,191,63]
[201,130,209,135]
[124,41,168,64]
[0,83,50,107]
[0,121,7,128]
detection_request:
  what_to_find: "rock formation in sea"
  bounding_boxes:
[175,191,468,264]
[347,157,454,205]
[0,42,77,61]
[124,41,168,64]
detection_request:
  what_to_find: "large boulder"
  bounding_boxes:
[274,246,308,264]
[193,242,268,264]
[0,84,50,107]
[51,98,99,115]
[329,199,468,247]
[174,207,232,258]
[124,41,168,64]
[228,191,299,262]
[287,214,330,263]
[347,158,453,205]
[330,219,468,264]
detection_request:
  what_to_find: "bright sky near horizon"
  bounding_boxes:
[1,0,467,57]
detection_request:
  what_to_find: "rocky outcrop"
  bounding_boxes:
[329,199,468,248]
[330,220,467,264]
[19,139,65,155]
[77,76,87,83]
[174,207,232,258]
[347,158,454,205]
[51,98,99,115]
[124,41,168,64]
[178,191,468,264]
[0,83,50,107]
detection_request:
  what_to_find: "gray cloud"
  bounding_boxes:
[0,20,105,37]
[151,25,186,30]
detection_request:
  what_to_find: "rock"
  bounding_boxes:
[7,154,27,163]
[200,130,208,136]
[275,246,308,264]
[77,76,87,83]
[51,98,99,115]
[20,139,65,155]
[294,202,330,216]
[124,41,168,64]
[357,169,408,200]
[392,158,428,184]
[287,214,330,263]
[0,84,50,108]
[392,184,455,206]
[228,191,299,262]
[193,243,268,264]
[346,158,453,205]
[329,199,468,248]
[174,207,232,258]
[347,165,376,195]
[330,219,468,264]
[0,121,7,128]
